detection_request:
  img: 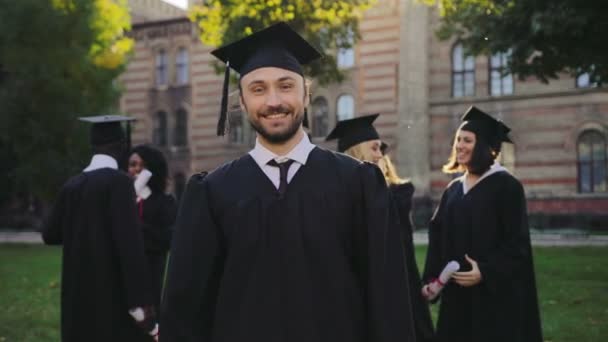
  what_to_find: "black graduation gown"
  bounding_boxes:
[423,171,543,342]
[138,192,177,312]
[161,147,416,342]
[390,183,435,342]
[42,168,155,342]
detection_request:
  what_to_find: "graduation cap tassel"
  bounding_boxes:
[217,62,230,136]
[303,108,309,128]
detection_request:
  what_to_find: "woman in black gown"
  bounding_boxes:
[327,114,435,342]
[423,106,542,342]
[128,145,177,314]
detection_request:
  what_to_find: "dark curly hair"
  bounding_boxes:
[130,145,169,193]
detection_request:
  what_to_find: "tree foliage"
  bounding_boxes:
[0,0,133,201]
[424,0,608,84]
[189,0,376,85]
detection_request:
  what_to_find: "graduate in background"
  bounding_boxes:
[161,22,415,342]
[327,115,435,342]
[42,116,158,342]
[128,145,177,315]
[422,106,542,342]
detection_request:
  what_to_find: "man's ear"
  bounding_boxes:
[303,78,312,107]
[239,93,246,113]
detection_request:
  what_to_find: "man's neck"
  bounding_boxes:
[258,129,305,156]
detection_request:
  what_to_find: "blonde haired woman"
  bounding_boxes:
[327,115,435,342]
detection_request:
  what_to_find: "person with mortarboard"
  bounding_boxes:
[422,106,543,342]
[161,22,416,342]
[327,114,436,342]
[42,115,159,342]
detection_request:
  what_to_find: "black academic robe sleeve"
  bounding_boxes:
[161,173,224,342]
[423,186,449,285]
[354,163,416,342]
[477,177,532,293]
[141,194,177,253]
[110,174,154,310]
[42,185,68,245]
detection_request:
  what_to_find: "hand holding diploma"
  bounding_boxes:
[134,169,152,200]
[452,254,483,287]
[422,260,460,301]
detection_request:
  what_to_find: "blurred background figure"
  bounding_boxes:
[43,115,158,342]
[378,144,435,342]
[128,145,177,315]
[327,114,435,342]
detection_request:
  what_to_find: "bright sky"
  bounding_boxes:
[162,0,188,9]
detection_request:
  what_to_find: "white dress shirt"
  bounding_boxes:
[248,134,316,190]
[83,154,118,172]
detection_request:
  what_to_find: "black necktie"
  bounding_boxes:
[267,159,295,198]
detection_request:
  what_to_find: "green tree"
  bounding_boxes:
[424,0,607,84]
[189,0,376,85]
[0,0,133,201]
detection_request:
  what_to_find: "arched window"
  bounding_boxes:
[336,94,355,121]
[578,130,607,193]
[452,43,475,97]
[174,173,186,201]
[311,96,329,137]
[175,47,189,85]
[489,51,513,96]
[173,109,188,147]
[153,111,167,146]
[156,49,168,86]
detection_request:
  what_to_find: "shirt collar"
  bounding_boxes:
[83,154,118,172]
[461,161,509,194]
[249,133,316,168]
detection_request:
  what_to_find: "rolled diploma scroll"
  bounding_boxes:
[422,260,460,301]
[134,169,153,199]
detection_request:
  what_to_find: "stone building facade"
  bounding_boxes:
[120,0,608,229]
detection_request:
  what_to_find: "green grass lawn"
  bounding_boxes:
[1,244,607,341]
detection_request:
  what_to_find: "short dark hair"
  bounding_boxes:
[442,131,497,175]
[130,145,169,193]
[92,140,126,162]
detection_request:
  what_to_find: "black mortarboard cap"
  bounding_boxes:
[326,114,380,152]
[459,106,513,150]
[211,22,322,136]
[79,115,135,147]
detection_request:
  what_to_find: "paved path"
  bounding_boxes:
[2,231,608,246]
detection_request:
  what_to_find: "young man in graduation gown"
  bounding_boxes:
[42,116,159,342]
[161,22,416,342]
[423,107,543,342]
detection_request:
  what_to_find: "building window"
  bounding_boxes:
[173,109,188,147]
[174,173,186,201]
[577,130,607,193]
[153,111,168,146]
[452,43,475,97]
[336,94,355,121]
[337,29,355,69]
[489,51,513,96]
[156,49,168,87]
[311,96,329,137]
[175,47,189,85]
